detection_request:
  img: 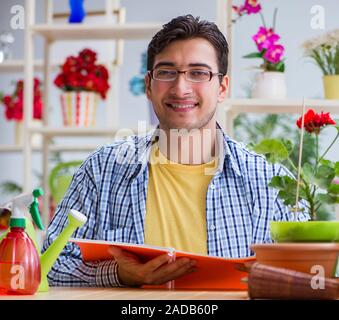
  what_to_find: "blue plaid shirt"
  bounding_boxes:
[42,125,309,287]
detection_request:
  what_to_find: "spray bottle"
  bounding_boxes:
[0,189,44,295]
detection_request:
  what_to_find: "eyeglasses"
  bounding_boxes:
[149,68,224,83]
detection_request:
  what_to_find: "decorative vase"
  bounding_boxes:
[68,0,86,23]
[60,91,99,127]
[323,75,339,99]
[251,243,339,278]
[270,221,339,243]
[251,71,287,99]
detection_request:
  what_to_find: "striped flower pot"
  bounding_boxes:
[60,91,99,127]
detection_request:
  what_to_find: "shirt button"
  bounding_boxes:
[210,224,216,230]
[210,184,216,190]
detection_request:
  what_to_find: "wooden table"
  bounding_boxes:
[0,287,249,300]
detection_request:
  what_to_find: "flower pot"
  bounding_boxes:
[251,71,287,99]
[60,91,99,127]
[251,243,339,278]
[270,221,339,242]
[323,75,339,99]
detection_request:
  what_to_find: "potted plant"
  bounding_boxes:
[0,78,43,145]
[233,1,286,99]
[54,48,110,127]
[302,29,339,99]
[250,108,339,277]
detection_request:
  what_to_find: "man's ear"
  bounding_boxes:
[145,73,152,99]
[217,75,229,103]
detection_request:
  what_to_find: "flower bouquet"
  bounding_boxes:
[302,29,339,99]
[54,48,110,127]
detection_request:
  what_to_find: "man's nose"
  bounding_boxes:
[169,73,193,96]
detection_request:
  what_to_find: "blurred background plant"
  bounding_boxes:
[302,29,339,75]
[129,51,147,96]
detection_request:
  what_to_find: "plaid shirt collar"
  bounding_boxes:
[125,122,242,181]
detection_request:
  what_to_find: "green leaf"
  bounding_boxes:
[252,139,289,163]
[328,183,339,195]
[314,165,336,189]
[243,52,263,59]
[278,190,297,206]
[320,159,333,167]
[335,161,339,176]
[316,193,338,205]
[281,139,293,155]
[0,181,23,195]
[302,163,315,184]
[275,61,285,72]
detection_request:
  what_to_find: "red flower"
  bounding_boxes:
[79,48,97,65]
[54,48,110,99]
[296,109,336,134]
[1,78,43,122]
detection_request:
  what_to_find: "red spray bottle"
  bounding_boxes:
[0,189,44,295]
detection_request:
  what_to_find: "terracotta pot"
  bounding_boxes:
[251,243,339,278]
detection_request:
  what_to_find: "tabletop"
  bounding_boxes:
[0,287,249,300]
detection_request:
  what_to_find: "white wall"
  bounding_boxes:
[0,0,338,203]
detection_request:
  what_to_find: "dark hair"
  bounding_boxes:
[147,14,229,76]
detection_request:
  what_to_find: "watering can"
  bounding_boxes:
[0,189,87,292]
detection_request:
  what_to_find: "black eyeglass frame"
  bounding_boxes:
[148,69,225,82]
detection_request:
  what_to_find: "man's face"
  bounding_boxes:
[145,38,228,131]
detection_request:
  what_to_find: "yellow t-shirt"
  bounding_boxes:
[144,145,217,255]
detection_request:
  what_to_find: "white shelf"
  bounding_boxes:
[31,23,162,41]
[223,98,339,114]
[0,59,58,72]
[29,126,151,137]
[0,144,101,153]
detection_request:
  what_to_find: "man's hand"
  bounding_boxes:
[108,246,197,287]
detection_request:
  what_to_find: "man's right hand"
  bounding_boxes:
[108,246,197,287]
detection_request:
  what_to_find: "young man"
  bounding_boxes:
[42,15,309,287]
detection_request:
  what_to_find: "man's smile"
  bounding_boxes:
[164,100,199,112]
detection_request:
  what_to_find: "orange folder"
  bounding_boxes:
[70,238,256,290]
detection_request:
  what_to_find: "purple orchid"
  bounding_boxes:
[253,27,280,51]
[264,44,285,64]
[243,0,262,14]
